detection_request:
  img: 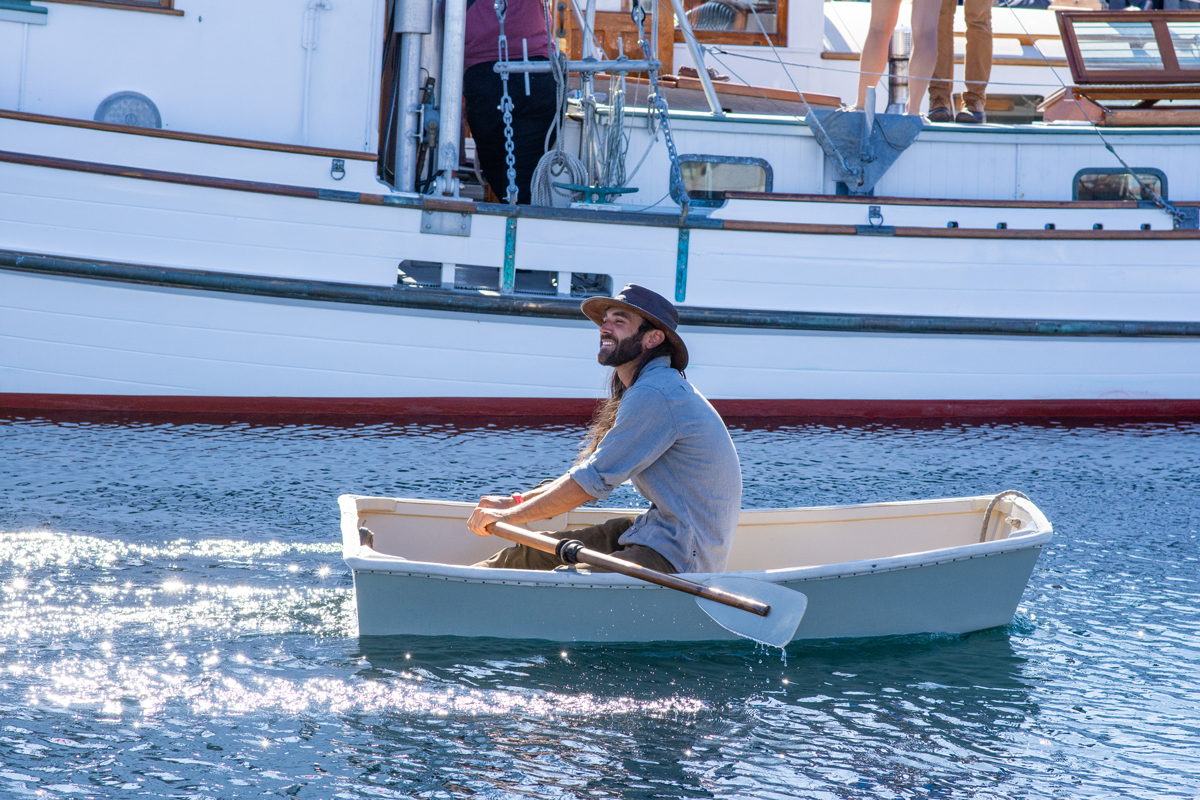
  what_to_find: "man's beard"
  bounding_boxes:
[597,331,645,367]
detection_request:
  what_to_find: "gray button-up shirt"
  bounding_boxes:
[569,357,742,573]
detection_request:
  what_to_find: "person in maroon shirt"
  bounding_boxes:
[462,0,557,204]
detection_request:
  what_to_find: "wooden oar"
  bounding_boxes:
[487,520,808,647]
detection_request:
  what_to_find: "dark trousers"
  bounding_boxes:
[463,59,557,205]
[474,516,678,574]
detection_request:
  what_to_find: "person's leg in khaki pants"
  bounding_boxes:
[959,0,992,120]
[927,0,957,120]
[473,516,677,574]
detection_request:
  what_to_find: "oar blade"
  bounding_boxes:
[696,576,808,648]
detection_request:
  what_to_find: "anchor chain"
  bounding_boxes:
[1105,141,1192,229]
[631,0,688,217]
[495,0,519,205]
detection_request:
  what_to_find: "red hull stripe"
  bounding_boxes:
[2,394,1199,419]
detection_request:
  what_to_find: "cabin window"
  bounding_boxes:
[1073,168,1167,202]
[674,0,787,47]
[1168,21,1200,69]
[39,0,180,13]
[1060,12,1200,83]
[672,155,772,206]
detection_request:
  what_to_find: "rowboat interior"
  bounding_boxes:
[343,493,1048,571]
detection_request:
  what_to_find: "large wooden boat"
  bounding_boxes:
[340,492,1052,641]
[1,0,1198,418]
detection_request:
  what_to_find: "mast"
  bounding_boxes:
[393,0,433,192]
[436,0,468,196]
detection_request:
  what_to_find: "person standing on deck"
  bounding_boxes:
[927,0,992,123]
[463,0,557,204]
[855,0,940,115]
[466,285,743,574]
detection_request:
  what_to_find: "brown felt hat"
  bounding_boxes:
[580,284,689,371]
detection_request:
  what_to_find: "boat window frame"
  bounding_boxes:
[673,0,788,48]
[671,154,774,207]
[1058,10,1200,84]
[37,0,182,15]
[1072,167,1168,202]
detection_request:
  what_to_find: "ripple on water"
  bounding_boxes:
[0,416,1198,798]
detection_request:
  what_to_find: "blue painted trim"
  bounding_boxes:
[0,0,47,24]
[317,189,361,203]
[502,217,517,294]
[0,0,47,14]
[675,229,689,303]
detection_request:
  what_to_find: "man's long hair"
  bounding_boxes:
[578,320,678,460]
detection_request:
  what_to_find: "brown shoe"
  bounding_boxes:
[927,106,954,123]
[956,108,986,124]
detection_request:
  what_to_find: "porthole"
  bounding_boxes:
[1073,167,1167,202]
[671,154,773,207]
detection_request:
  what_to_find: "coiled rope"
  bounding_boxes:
[531,41,587,205]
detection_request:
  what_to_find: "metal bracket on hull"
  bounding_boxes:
[501,217,517,294]
[421,209,472,236]
[675,228,689,303]
[1174,206,1200,230]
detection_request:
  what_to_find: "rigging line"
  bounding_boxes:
[703,50,807,123]
[743,2,859,179]
[635,190,673,211]
[1006,10,1186,227]
[567,0,608,61]
[620,76,660,185]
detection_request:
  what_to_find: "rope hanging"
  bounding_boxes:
[531,45,588,206]
[979,490,1031,543]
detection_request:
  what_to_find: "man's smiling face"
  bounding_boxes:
[597,308,649,367]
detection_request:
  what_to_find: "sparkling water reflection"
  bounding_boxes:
[1,415,1198,798]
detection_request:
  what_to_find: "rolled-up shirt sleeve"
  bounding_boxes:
[569,385,679,500]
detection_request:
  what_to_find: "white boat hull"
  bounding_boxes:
[3,267,1197,414]
[341,494,1052,642]
[4,89,1200,416]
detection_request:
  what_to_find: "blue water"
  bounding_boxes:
[1,415,1198,798]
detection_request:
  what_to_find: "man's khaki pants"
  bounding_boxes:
[928,0,992,113]
[473,516,678,574]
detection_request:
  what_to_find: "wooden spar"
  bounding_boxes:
[488,521,770,616]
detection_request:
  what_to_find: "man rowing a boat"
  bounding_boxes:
[467,284,742,574]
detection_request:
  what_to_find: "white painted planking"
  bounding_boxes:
[0,166,404,286]
[682,227,1200,322]
[13,0,385,153]
[3,269,1197,402]
[0,117,383,194]
[712,198,1166,229]
[515,217,679,296]
[0,272,604,398]
[684,326,1200,400]
[0,22,22,111]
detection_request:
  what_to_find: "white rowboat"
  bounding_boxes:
[340,492,1052,642]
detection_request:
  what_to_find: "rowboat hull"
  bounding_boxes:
[341,494,1052,642]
